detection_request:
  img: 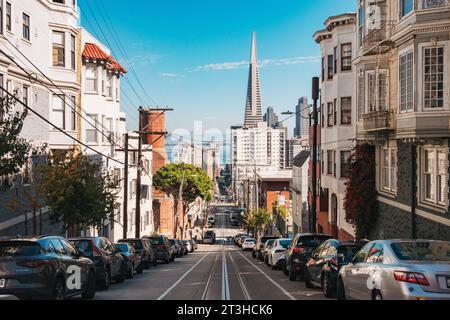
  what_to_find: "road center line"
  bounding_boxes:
[221,251,230,300]
[157,252,210,300]
[236,250,296,301]
[228,252,251,300]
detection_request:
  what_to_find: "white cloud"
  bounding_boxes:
[159,72,184,78]
[192,55,320,72]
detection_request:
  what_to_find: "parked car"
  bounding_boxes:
[204,231,216,245]
[0,236,96,300]
[284,233,332,281]
[189,239,197,251]
[114,243,143,278]
[118,238,156,268]
[143,235,172,264]
[235,233,247,245]
[263,239,276,264]
[238,235,252,248]
[253,236,279,260]
[242,238,256,251]
[267,238,291,270]
[304,239,366,297]
[337,240,450,300]
[70,237,126,290]
[169,239,181,259]
[183,240,193,253]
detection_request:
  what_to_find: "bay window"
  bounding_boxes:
[86,114,98,143]
[341,151,351,178]
[51,95,65,129]
[341,97,352,125]
[423,47,444,109]
[107,73,113,99]
[52,31,65,67]
[341,43,352,71]
[399,51,414,112]
[85,63,97,92]
[381,147,397,193]
[422,147,447,206]
[368,72,386,112]
[400,0,414,18]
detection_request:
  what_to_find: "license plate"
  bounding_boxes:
[447,277,450,288]
[0,279,5,288]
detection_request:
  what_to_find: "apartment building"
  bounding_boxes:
[313,13,357,240]
[355,0,450,240]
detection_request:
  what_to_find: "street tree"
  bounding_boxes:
[41,149,119,236]
[0,92,31,189]
[244,209,273,237]
[153,163,214,238]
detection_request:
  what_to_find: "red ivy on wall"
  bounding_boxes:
[344,143,378,240]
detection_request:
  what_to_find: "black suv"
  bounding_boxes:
[143,235,172,264]
[284,233,332,281]
[118,238,156,268]
[70,237,126,290]
[0,236,96,300]
[305,239,367,298]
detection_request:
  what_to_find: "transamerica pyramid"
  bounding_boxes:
[243,32,263,128]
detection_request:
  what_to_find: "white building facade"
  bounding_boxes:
[314,13,357,239]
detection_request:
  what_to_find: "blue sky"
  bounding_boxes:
[79,0,355,139]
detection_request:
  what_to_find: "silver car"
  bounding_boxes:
[338,240,450,300]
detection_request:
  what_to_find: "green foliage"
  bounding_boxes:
[153,163,214,205]
[244,209,273,233]
[344,143,378,240]
[218,166,232,194]
[41,150,119,234]
[0,93,31,187]
[272,201,288,219]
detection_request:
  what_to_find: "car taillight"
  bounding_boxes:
[394,271,430,286]
[293,247,305,254]
[17,260,51,269]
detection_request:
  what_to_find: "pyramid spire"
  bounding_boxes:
[244,32,263,128]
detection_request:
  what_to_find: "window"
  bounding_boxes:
[85,63,97,92]
[327,55,334,80]
[327,102,333,127]
[0,2,3,35]
[341,97,352,125]
[321,57,325,82]
[423,47,444,109]
[423,0,447,8]
[341,43,352,71]
[352,243,374,264]
[381,147,397,193]
[52,31,65,67]
[422,148,447,206]
[22,85,29,106]
[368,72,387,112]
[358,2,364,47]
[334,47,338,74]
[341,151,351,178]
[358,73,365,120]
[366,243,384,264]
[86,114,98,143]
[333,151,336,177]
[400,51,414,111]
[70,35,76,70]
[327,150,333,175]
[23,13,30,41]
[6,2,11,32]
[103,117,113,143]
[69,95,76,131]
[107,73,113,99]
[51,95,65,129]
[334,98,337,126]
[101,68,106,95]
[400,0,414,18]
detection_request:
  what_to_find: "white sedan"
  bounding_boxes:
[267,238,291,270]
[242,238,256,251]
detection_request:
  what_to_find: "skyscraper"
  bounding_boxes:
[244,32,263,128]
[263,107,279,128]
[294,97,309,140]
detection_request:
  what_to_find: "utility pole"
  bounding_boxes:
[254,162,258,212]
[123,133,129,239]
[135,110,143,238]
[310,77,319,234]
[175,164,186,240]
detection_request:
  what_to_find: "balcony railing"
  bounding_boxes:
[363,110,396,132]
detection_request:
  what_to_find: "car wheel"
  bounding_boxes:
[264,256,269,266]
[128,263,135,279]
[304,269,314,289]
[322,273,334,298]
[136,262,144,274]
[165,255,170,264]
[337,277,346,301]
[115,263,126,283]
[282,261,289,276]
[82,271,96,300]
[170,255,175,263]
[288,263,297,281]
[373,290,383,301]
[98,267,110,290]
[144,258,151,269]
[50,277,66,300]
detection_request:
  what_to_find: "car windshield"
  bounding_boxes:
[297,236,331,248]
[391,241,450,262]
[147,237,164,245]
[280,240,291,248]
[338,245,362,263]
[115,244,128,252]
[71,240,94,252]
[0,242,41,257]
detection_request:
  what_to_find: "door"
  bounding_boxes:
[344,243,374,299]
[353,243,384,299]
[60,239,88,295]
[49,239,73,295]
[309,241,328,282]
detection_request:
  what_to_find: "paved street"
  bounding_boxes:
[90,204,327,301]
